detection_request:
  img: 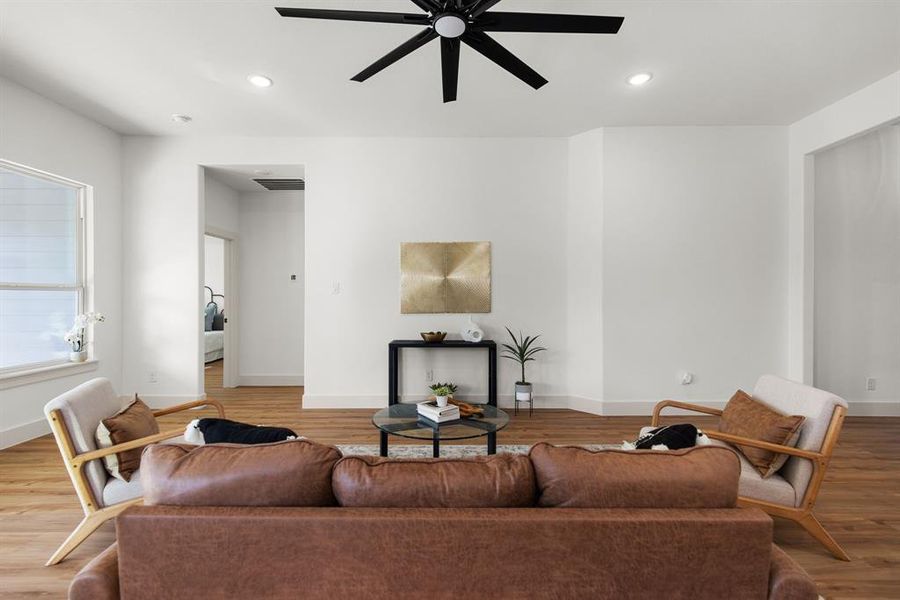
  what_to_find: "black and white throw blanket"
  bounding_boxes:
[185,418,299,445]
[622,423,711,451]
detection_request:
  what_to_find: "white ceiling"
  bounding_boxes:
[206,164,306,192]
[1,0,898,137]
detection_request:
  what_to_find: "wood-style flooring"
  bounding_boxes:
[0,361,897,599]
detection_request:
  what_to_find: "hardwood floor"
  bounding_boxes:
[0,361,897,598]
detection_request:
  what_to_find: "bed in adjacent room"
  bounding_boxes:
[204,286,225,363]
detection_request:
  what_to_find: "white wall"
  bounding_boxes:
[122,137,569,407]
[203,235,225,311]
[787,70,900,385]
[602,127,789,410]
[238,191,304,384]
[565,129,604,411]
[204,173,239,234]
[814,125,899,407]
[0,77,123,447]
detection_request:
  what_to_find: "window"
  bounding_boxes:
[0,161,86,372]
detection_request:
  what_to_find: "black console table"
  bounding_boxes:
[388,339,498,407]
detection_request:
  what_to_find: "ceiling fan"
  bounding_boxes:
[275,1,624,102]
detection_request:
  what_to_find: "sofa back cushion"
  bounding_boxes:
[141,439,341,506]
[333,454,536,507]
[530,443,740,508]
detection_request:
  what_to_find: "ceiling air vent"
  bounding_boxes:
[252,178,305,191]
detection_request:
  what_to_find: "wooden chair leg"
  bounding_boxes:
[797,513,850,561]
[45,499,141,566]
[45,511,109,566]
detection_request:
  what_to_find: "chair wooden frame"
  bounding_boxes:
[45,399,225,566]
[651,399,849,561]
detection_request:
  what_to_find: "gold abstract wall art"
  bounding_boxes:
[400,242,491,314]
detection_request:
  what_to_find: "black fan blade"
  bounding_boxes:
[275,7,430,26]
[461,30,547,89]
[351,28,438,83]
[469,0,503,18]
[477,12,624,34]
[441,37,460,103]
[409,0,440,12]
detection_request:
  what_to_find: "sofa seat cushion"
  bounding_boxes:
[530,443,740,508]
[142,439,341,506]
[333,454,536,507]
[706,439,797,506]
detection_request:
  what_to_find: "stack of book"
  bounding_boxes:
[416,401,460,423]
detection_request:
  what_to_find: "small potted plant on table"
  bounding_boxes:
[428,382,457,407]
[501,327,546,416]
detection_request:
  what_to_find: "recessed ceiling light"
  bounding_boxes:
[627,72,653,86]
[171,114,192,123]
[248,74,273,88]
[254,169,273,176]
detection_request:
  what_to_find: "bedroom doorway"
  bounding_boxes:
[203,231,238,388]
[201,164,305,397]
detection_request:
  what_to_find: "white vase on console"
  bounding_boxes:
[461,316,483,343]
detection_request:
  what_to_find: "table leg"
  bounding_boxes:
[380,431,388,457]
[487,432,497,455]
[433,432,440,458]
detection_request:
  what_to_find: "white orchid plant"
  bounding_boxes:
[64,312,105,352]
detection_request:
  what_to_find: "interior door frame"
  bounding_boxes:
[205,227,239,388]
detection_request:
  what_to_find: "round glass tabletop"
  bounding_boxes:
[372,403,510,441]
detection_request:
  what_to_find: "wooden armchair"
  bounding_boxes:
[43,378,224,565]
[651,374,849,561]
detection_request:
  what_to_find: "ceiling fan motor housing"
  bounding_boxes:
[433,13,467,38]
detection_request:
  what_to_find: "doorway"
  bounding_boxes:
[203,231,238,388]
[200,164,305,396]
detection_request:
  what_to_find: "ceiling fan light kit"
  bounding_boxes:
[275,1,624,103]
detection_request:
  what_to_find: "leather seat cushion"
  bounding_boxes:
[530,443,741,508]
[141,439,341,506]
[333,454,536,507]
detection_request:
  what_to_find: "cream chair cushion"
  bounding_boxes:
[100,435,188,506]
[752,375,847,506]
[706,439,796,506]
[44,378,127,507]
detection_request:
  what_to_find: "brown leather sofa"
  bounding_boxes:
[70,440,819,600]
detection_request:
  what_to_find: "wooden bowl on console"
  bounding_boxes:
[420,331,447,343]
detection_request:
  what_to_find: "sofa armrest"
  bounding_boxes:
[71,429,185,466]
[705,430,824,462]
[152,398,225,419]
[768,544,818,600]
[651,399,723,426]
[69,543,119,600]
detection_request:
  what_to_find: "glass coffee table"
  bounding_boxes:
[372,403,510,458]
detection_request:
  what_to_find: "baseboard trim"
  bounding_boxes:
[238,375,304,387]
[0,419,51,450]
[846,399,900,416]
[600,399,727,416]
[137,394,207,410]
[301,394,572,410]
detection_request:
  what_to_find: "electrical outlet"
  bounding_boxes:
[148,370,158,384]
[331,281,341,295]
[866,377,876,392]
[426,369,434,383]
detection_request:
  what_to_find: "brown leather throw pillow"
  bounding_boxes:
[95,395,160,482]
[719,390,805,478]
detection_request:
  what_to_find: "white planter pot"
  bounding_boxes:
[435,396,449,408]
[69,351,87,363]
[515,382,533,402]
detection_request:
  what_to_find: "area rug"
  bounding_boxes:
[336,444,612,458]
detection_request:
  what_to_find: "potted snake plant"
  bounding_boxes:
[501,327,546,406]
